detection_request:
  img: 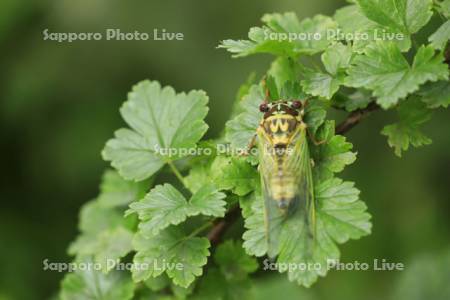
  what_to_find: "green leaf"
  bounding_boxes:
[60,258,134,300]
[98,169,149,208]
[185,162,214,194]
[264,75,280,101]
[239,192,256,220]
[242,177,371,287]
[128,184,190,236]
[214,240,258,281]
[230,73,257,119]
[194,268,254,300]
[281,177,370,287]
[184,140,218,194]
[303,99,328,134]
[77,200,124,234]
[165,237,209,289]
[144,274,170,292]
[171,281,196,299]
[219,13,337,57]
[321,43,353,76]
[261,13,337,54]
[301,43,352,99]
[418,81,450,108]
[346,42,449,108]
[279,178,370,287]
[356,0,433,34]
[188,184,227,217]
[276,208,339,287]
[302,71,341,100]
[93,227,134,272]
[439,0,450,18]
[429,20,450,50]
[381,98,432,156]
[268,57,301,90]
[102,128,165,182]
[334,5,411,52]
[279,81,305,101]
[128,184,226,236]
[211,156,258,196]
[333,90,373,112]
[67,171,141,271]
[317,178,372,243]
[102,80,209,181]
[225,85,263,153]
[132,227,210,288]
[68,200,124,257]
[68,200,134,272]
[312,121,357,181]
[242,191,268,257]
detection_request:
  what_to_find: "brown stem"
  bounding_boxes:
[335,102,380,135]
[207,205,241,245]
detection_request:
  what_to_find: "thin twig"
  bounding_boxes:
[207,205,241,244]
[335,102,380,135]
[167,160,186,187]
[445,45,450,66]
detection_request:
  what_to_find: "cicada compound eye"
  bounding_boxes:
[259,102,269,112]
[291,100,302,109]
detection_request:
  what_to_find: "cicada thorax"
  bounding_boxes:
[258,101,305,212]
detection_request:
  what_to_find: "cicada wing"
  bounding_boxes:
[257,131,285,258]
[258,126,316,257]
[284,128,316,238]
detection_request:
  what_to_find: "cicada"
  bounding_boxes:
[246,89,318,257]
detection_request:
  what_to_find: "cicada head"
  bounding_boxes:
[259,100,305,148]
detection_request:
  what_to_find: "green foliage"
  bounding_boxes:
[441,0,450,18]
[127,183,226,236]
[219,13,337,57]
[333,90,373,112]
[225,85,263,153]
[382,98,433,157]
[102,80,209,181]
[429,20,450,50]
[346,43,448,108]
[98,169,150,207]
[418,81,450,108]
[187,241,258,299]
[60,0,449,298]
[301,43,352,99]
[60,257,134,300]
[334,4,409,52]
[132,228,210,287]
[241,178,370,287]
[356,0,433,36]
[312,121,357,180]
[214,240,258,281]
[67,170,141,272]
[211,156,258,196]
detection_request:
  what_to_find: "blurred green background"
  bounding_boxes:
[0,0,449,299]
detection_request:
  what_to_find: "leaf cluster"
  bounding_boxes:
[60,0,449,298]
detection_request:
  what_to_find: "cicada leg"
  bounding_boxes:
[308,128,327,146]
[240,133,257,156]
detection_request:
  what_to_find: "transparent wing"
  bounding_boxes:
[284,127,315,237]
[256,129,284,258]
